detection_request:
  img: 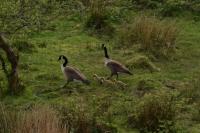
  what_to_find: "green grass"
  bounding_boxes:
[1,16,200,132]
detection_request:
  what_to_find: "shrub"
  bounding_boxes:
[128,91,177,132]
[56,105,117,133]
[84,0,114,36]
[160,0,186,17]
[117,16,179,58]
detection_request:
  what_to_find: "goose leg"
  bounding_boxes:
[62,79,72,88]
[107,73,114,79]
[116,73,119,80]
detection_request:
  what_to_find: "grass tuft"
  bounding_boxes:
[117,15,179,58]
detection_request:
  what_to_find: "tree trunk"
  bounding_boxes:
[0,35,20,94]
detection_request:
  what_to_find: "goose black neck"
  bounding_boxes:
[63,56,68,67]
[104,47,109,59]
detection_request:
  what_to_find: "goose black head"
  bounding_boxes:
[102,44,109,59]
[58,55,68,67]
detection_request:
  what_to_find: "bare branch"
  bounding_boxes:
[0,54,9,79]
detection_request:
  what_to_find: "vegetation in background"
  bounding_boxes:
[132,0,200,17]
[84,0,114,36]
[128,91,178,132]
[117,15,179,58]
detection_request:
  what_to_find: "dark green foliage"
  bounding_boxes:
[131,0,200,17]
[132,0,165,9]
[85,13,114,36]
[160,0,186,17]
[84,0,114,36]
[0,0,67,36]
[12,40,35,53]
[128,91,177,132]
[56,105,118,133]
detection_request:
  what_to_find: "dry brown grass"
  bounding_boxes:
[118,15,179,58]
[0,104,67,133]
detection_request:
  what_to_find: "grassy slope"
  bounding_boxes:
[1,16,200,132]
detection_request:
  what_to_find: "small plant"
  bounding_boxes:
[117,16,179,58]
[128,91,177,132]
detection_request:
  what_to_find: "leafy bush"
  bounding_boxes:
[117,16,179,58]
[84,0,114,36]
[128,91,177,132]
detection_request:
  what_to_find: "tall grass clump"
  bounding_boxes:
[84,0,114,35]
[0,103,117,133]
[0,104,66,133]
[117,16,179,58]
[128,91,178,132]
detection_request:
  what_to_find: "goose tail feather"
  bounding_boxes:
[83,79,91,85]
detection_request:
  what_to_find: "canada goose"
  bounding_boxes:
[58,55,90,86]
[102,44,133,79]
